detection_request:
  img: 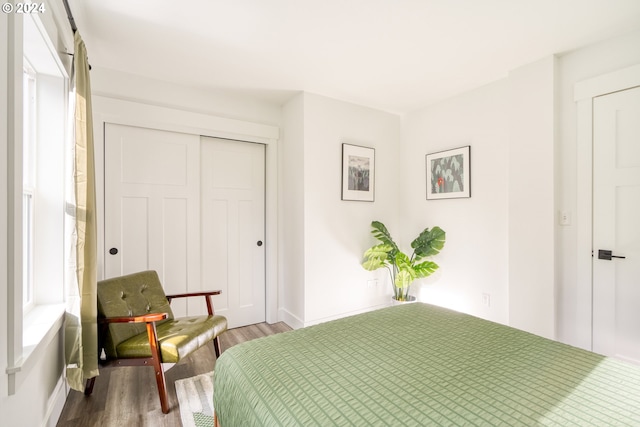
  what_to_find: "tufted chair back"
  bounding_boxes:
[97,270,174,359]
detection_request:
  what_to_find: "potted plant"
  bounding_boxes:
[362,220,446,302]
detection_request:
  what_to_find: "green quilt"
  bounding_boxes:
[213,303,640,426]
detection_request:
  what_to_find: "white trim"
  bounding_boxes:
[7,9,25,383]
[302,303,390,328]
[6,304,65,394]
[574,64,640,101]
[43,375,68,427]
[92,96,280,324]
[278,308,305,330]
[23,12,69,79]
[575,99,594,350]
[265,141,279,324]
[93,96,278,143]
[574,63,640,351]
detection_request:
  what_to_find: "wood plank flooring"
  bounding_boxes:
[56,322,292,427]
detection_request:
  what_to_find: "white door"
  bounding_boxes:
[592,85,640,363]
[201,137,266,328]
[104,124,201,317]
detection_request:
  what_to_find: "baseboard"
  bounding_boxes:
[303,303,389,328]
[278,303,390,330]
[43,375,68,427]
[277,308,304,330]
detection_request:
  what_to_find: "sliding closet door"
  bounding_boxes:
[104,123,201,317]
[201,137,266,328]
[105,124,266,325]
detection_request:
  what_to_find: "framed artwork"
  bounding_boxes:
[426,145,471,200]
[342,143,375,202]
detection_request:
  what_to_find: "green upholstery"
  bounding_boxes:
[116,315,228,363]
[96,270,227,363]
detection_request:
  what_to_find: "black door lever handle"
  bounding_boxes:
[598,249,626,260]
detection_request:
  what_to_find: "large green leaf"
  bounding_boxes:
[394,252,418,287]
[361,244,393,271]
[395,269,414,289]
[362,257,387,271]
[370,221,399,254]
[411,226,446,259]
[394,251,412,269]
[363,244,394,259]
[413,261,439,278]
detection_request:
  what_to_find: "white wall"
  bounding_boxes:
[1,337,67,427]
[280,93,306,326]
[508,56,557,339]
[90,66,283,127]
[281,92,402,327]
[303,93,402,324]
[401,30,640,346]
[401,79,510,324]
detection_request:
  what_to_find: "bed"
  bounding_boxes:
[213,303,640,426]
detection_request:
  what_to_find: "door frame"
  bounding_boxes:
[93,96,280,324]
[574,63,640,350]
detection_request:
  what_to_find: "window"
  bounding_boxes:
[22,61,36,310]
[20,13,69,311]
[19,12,69,344]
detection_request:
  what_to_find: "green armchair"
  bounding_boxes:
[84,270,228,414]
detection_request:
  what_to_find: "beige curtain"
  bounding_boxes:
[64,31,99,391]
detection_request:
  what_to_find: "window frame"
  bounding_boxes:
[22,60,37,312]
[6,10,72,394]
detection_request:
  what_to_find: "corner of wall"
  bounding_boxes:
[279,93,306,325]
[507,55,557,339]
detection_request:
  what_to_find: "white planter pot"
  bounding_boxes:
[391,295,417,306]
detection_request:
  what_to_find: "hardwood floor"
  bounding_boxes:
[56,322,292,427]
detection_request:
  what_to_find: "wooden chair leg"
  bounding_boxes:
[213,336,222,358]
[146,321,170,413]
[84,377,96,396]
[153,363,169,414]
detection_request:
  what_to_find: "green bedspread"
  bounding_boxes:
[213,303,640,426]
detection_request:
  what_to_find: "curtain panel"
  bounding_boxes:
[64,31,99,392]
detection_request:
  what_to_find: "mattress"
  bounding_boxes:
[213,303,640,426]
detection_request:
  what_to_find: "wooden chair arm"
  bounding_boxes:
[99,313,168,324]
[166,290,222,315]
[166,290,222,299]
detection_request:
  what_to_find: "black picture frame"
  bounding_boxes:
[426,145,471,200]
[342,143,375,202]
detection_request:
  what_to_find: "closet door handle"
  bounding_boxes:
[257,240,263,247]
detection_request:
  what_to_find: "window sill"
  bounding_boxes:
[6,304,65,395]
[23,303,66,357]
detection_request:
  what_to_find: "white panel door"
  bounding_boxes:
[104,124,201,317]
[201,137,265,328]
[593,85,640,363]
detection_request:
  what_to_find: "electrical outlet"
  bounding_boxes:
[559,211,571,226]
[482,293,491,307]
[367,279,378,289]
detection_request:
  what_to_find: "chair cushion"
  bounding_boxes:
[115,315,228,363]
[97,270,175,358]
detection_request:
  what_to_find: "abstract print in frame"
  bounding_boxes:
[426,145,471,199]
[342,143,375,202]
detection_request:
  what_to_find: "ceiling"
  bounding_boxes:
[68,0,640,114]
